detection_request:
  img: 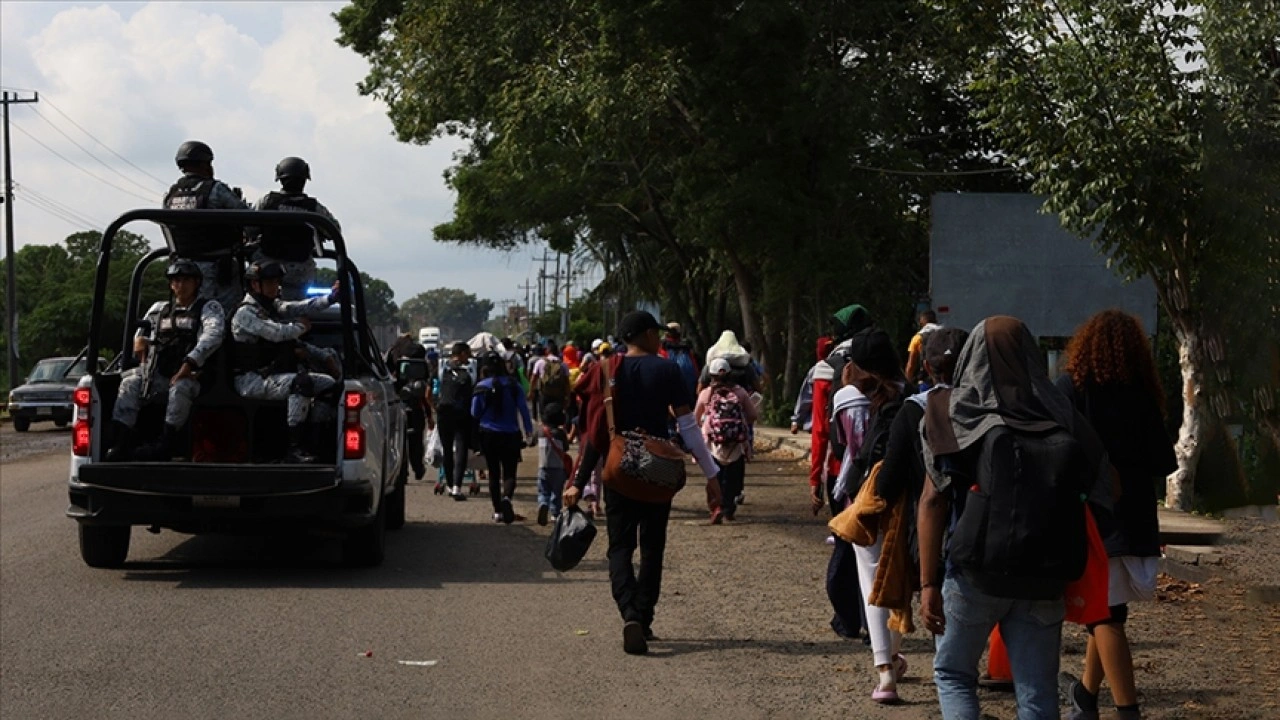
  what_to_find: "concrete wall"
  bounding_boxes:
[930,193,1158,337]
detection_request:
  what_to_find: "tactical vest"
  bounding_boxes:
[163,175,243,259]
[153,299,209,377]
[232,299,300,376]
[257,191,320,262]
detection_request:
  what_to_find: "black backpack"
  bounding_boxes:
[438,365,473,410]
[948,425,1090,600]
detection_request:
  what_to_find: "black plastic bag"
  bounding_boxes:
[545,506,597,572]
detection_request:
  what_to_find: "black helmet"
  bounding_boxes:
[165,259,203,279]
[275,157,311,183]
[175,141,214,168]
[244,261,286,281]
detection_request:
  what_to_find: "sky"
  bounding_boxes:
[0,1,596,319]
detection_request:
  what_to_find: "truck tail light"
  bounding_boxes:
[73,387,92,457]
[343,391,365,459]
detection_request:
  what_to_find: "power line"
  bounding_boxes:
[10,121,156,202]
[17,191,104,231]
[41,96,170,187]
[28,105,165,195]
[13,182,106,230]
[0,85,40,94]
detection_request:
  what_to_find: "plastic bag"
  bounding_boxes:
[426,427,443,468]
[545,506,597,572]
[1065,504,1110,626]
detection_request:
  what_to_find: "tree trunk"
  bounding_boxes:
[783,294,800,402]
[1167,323,1208,511]
[726,250,767,361]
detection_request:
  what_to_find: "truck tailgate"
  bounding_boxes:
[77,463,340,496]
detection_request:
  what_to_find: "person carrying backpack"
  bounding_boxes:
[917,316,1106,720]
[1056,310,1176,720]
[695,358,759,523]
[808,304,874,517]
[436,342,476,500]
[471,350,534,523]
[535,355,571,417]
[662,323,701,400]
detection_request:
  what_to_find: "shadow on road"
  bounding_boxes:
[116,519,590,590]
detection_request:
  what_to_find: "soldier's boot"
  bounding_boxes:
[134,424,179,462]
[284,425,316,464]
[105,421,135,462]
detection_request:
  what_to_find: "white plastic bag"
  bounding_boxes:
[426,427,443,468]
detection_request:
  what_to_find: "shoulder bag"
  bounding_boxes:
[601,356,687,504]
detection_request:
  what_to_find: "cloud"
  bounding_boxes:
[1,1,548,315]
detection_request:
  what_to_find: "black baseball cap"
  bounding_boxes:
[618,310,662,342]
[924,326,969,380]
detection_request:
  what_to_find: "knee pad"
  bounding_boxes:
[1085,603,1129,633]
[290,373,316,398]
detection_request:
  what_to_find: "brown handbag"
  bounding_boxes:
[601,355,688,504]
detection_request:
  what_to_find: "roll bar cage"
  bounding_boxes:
[89,209,383,379]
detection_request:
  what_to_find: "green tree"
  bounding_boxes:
[1,229,160,389]
[335,0,1021,403]
[399,288,495,340]
[949,0,1279,508]
[314,268,399,327]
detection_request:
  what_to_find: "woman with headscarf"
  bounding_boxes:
[917,316,1106,720]
[1056,310,1176,720]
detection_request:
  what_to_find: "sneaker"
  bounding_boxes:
[622,621,648,655]
[709,508,724,525]
[735,493,746,506]
[493,513,503,523]
[537,504,549,526]
[1062,675,1100,720]
[824,534,837,546]
[433,482,445,495]
[451,489,467,501]
[500,498,515,525]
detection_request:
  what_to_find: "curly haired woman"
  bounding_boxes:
[1055,310,1177,720]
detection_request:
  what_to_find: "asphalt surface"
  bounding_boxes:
[4,428,959,720]
[10,424,1272,719]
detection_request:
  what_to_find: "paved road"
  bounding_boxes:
[1,439,994,720]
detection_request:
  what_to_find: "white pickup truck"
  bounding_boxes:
[67,209,407,568]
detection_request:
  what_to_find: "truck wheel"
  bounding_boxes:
[342,502,386,567]
[13,417,30,432]
[385,446,408,531]
[78,524,130,568]
[54,419,69,428]
[385,482,406,531]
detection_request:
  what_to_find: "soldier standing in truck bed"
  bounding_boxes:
[162,141,251,312]
[249,156,341,301]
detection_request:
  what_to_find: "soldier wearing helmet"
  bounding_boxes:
[162,140,252,313]
[230,261,343,463]
[105,259,226,461]
[248,156,342,301]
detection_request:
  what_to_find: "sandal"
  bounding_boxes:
[871,687,901,705]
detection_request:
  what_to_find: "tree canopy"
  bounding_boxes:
[399,288,495,341]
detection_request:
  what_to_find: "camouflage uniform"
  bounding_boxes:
[249,194,341,301]
[231,291,338,426]
[163,172,252,312]
[113,298,225,429]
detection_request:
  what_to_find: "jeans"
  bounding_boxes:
[715,456,746,516]
[537,467,567,515]
[437,407,471,490]
[933,573,1065,720]
[604,486,672,628]
[479,430,522,513]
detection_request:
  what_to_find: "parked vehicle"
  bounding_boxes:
[67,209,407,569]
[7,354,102,432]
[418,326,441,351]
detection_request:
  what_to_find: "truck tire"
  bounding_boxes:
[13,417,30,432]
[54,419,69,428]
[342,502,386,567]
[78,524,130,568]
[385,445,408,531]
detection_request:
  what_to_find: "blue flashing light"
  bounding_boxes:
[305,286,329,297]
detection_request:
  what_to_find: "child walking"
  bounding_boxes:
[536,403,573,526]
[695,358,758,523]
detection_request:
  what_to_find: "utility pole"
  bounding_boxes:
[3,91,39,391]
[518,279,535,332]
[532,251,556,321]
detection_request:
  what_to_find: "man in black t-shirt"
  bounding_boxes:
[564,311,723,656]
